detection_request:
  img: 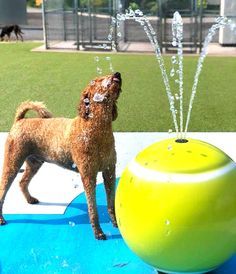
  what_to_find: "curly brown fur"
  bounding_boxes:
[14,101,53,122]
[0,72,122,240]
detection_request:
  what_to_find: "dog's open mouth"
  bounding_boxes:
[113,77,120,83]
[112,72,121,84]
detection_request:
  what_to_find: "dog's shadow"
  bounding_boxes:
[6,202,108,225]
[5,202,121,239]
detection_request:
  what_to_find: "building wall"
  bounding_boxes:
[0,0,27,25]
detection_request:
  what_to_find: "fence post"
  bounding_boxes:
[74,0,79,50]
[63,1,66,41]
[158,0,163,53]
[42,0,48,49]
[199,0,203,53]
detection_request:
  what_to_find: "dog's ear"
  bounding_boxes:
[78,90,90,119]
[112,102,118,121]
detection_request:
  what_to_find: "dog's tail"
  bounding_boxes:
[14,101,53,123]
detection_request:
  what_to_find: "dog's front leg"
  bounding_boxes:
[81,174,106,240]
[102,165,117,228]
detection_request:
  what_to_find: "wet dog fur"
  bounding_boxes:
[0,72,122,240]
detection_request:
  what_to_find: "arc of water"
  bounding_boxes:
[184,16,231,138]
[142,16,179,135]
[100,10,231,139]
[172,11,184,139]
[113,9,179,134]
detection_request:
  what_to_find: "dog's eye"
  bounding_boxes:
[84,98,90,105]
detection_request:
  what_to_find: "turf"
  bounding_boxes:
[0,42,235,132]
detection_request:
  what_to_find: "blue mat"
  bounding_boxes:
[0,182,235,274]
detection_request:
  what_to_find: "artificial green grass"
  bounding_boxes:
[0,42,236,132]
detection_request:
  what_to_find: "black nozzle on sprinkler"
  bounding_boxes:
[175,139,189,143]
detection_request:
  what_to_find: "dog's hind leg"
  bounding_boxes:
[14,31,22,42]
[15,32,19,41]
[18,32,23,42]
[19,156,43,204]
[0,140,27,225]
[102,165,117,227]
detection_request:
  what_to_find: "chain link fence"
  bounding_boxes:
[41,0,221,52]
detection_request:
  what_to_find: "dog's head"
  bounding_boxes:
[78,72,122,121]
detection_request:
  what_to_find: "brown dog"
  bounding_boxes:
[0,25,24,41]
[0,72,122,240]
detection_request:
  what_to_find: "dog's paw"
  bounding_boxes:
[27,197,39,204]
[109,214,118,227]
[95,232,107,240]
[0,216,6,225]
[112,220,118,228]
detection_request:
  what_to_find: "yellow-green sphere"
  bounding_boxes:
[115,138,236,274]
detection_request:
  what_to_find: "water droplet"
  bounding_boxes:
[74,184,79,188]
[108,34,112,41]
[90,80,95,86]
[117,32,122,37]
[168,145,172,151]
[94,56,99,62]
[105,56,111,61]
[97,67,103,74]
[62,260,69,267]
[168,129,173,134]
[170,68,175,77]
[93,92,105,102]
[109,65,114,72]
[69,221,75,227]
[165,230,171,236]
[175,79,179,84]
[117,14,122,21]
[165,220,170,225]
[172,40,177,47]
[135,9,143,17]
[171,56,177,64]
[175,93,180,100]
[102,43,108,49]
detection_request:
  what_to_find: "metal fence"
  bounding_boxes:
[43,0,117,50]
[42,0,221,52]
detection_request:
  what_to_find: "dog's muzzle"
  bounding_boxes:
[112,72,122,85]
